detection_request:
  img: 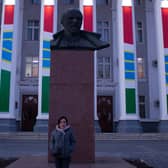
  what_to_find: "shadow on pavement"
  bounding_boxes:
[125,159,155,168]
[0,158,18,168]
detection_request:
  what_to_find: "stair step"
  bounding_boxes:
[1,132,168,140]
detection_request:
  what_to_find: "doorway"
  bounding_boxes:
[21,95,38,131]
[97,96,113,132]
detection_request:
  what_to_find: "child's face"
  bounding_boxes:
[59,118,67,129]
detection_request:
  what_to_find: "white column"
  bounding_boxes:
[116,0,126,120]
[93,1,98,120]
[0,0,18,119]
[155,0,168,120]
[37,0,44,119]
[145,0,159,119]
[118,0,139,120]
[116,0,141,132]
[37,0,56,120]
[10,0,23,119]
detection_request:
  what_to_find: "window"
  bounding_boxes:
[97,21,110,41]
[137,57,145,79]
[62,0,74,4]
[139,96,146,118]
[137,21,143,43]
[96,0,108,5]
[32,0,40,4]
[97,56,111,79]
[27,20,40,41]
[25,57,39,77]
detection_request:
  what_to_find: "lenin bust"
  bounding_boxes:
[50,9,110,50]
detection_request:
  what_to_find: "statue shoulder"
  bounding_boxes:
[53,30,64,39]
[80,30,101,40]
[81,30,110,50]
[50,30,64,50]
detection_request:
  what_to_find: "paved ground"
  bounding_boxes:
[5,155,135,168]
[0,133,168,168]
[96,140,168,168]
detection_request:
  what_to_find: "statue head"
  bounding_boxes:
[51,8,110,50]
[61,9,83,36]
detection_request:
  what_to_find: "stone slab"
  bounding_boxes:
[6,155,135,168]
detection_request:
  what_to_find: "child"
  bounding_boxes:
[50,116,76,168]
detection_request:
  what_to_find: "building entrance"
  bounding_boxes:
[97,96,113,132]
[21,95,38,131]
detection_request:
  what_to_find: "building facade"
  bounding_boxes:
[0,0,168,133]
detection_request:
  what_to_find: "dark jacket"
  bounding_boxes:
[50,125,76,158]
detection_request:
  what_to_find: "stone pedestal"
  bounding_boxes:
[48,50,95,163]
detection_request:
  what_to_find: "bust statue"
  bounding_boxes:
[50,9,110,50]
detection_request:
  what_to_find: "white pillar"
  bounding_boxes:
[37,0,56,120]
[0,0,19,119]
[0,0,22,131]
[116,0,141,132]
[155,0,168,120]
[158,0,168,132]
[10,0,23,119]
[116,0,126,120]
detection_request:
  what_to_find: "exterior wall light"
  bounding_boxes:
[44,0,54,5]
[122,0,132,6]
[161,0,168,8]
[4,0,15,5]
[83,0,93,6]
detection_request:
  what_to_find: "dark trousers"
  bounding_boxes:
[55,157,70,168]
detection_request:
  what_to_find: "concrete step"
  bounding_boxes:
[0,132,48,140]
[96,133,168,140]
[1,132,168,140]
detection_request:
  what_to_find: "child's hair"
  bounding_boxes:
[57,116,68,125]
